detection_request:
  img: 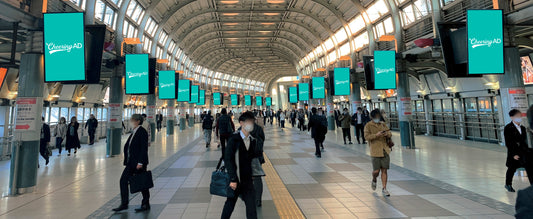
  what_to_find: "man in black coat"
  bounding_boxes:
[504,109,533,192]
[156,112,163,131]
[40,117,51,165]
[113,114,150,212]
[85,114,98,145]
[221,112,261,219]
[308,108,328,158]
[516,186,533,218]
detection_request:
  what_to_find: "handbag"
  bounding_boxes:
[386,137,394,148]
[128,170,154,194]
[47,143,52,156]
[251,157,265,177]
[210,158,235,198]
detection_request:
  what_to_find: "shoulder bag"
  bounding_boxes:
[210,158,235,198]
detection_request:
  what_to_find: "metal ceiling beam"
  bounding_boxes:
[197,50,297,72]
[194,42,302,66]
[200,46,300,69]
[199,48,298,69]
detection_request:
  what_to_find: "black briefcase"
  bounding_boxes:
[129,170,154,194]
[210,158,235,198]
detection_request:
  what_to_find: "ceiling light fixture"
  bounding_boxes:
[220,0,238,4]
[223,13,239,16]
[224,23,239,25]
[267,0,285,3]
[263,13,279,16]
[260,23,275,25]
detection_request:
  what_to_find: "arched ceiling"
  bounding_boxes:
[140,0,361,82]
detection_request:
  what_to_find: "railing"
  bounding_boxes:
[0,136,14,161]
[511,0,533,10]
[403,16,434,43]
[442,0,493,22]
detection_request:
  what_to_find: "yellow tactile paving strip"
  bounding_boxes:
[263,154,306,219]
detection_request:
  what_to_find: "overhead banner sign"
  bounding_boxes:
[190,85,199,103]
[298,83,309,101]
[125,54,150,94]
[231,94,239,105]
[467,10,504,74]
[245,95,252,106]
[177,80,191,102]
[266,97,272,106]
[311,77,325,99]
[158,70,176,99]
[198,90,205,105]
[333,68,350,95]
[289,87,298,103]
[256,96,263,106]
[43,12,86,82]
[373,50,397,89]
[213,92,222,105]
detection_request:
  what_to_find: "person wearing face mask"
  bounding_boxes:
[352,107,365,144]
[504,109,533,192]
[308,107,328,158]
[221,112,262,219]
[364,109,392,197]
[339,108,353,145]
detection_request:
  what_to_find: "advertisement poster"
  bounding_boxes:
[256,96,263,106]
[245,95,252,106]
[125,54,150,94]
[43,12,86,82]
[189,85,199,104]
[504,88,528,116]
[177,80,191,102]
[231,94,239,106]
[312,77,325,99]
[374,50,397,89]
[399,97,412,116]
[158,70,176,99]
[107,103,122,126]
[289,87,298,103]
[334,68,350,95]
[467,10,504,74]
[213,93,222,105]
[14,97,41,132]
[521,56,533,85]
[266,97,272,106]
[147,105,155,119]
[298,83,309,101]
[198,90,205,105]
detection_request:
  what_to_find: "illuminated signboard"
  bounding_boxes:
[289,87,298,103]
[43,12,86,82]
[467,10,504,74]
[189,85,199,103]
[311,77,325,99]
[231,94,239,105]
[265,97,272,106]
[256,96,263,106]
[333,68,350,95]
[198,90,205,105]
[373,50,397,89]
[158,70,176,99]
[177,80,191,102]
[298,83,309,101]
[213,92,222,105]
[0,68,7,90]
[125,54,150,94]
[245,95,252,106]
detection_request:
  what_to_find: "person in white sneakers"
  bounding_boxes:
[364,109,392,196]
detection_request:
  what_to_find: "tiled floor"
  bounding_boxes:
[0,121,522,218]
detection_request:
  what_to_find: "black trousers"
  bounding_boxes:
[270,117,273,125]
[253,177,263,205]
[280,120,285,128]
[56,137,63,154]
[314,137,324,157]
[220,134,230,159]
[221,183,257,219]
[88,129,95,144]
[120,166,150,206]
[355,124,365,143]
[298,119,305,131]
[342,128,351,143]
[39,139,49,161]
[156,121,162,131]
[506,163,533,185]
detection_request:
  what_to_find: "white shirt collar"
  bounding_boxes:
[239,130,247,139]
[514,122,522,133]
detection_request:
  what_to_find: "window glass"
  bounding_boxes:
[104,6,115,27]
[348,15,365,35]
[366,0,389,22]
[77,109,84,122]
[339,42,350,56]
[123,20,130,36]
[374,21,385,38]
[159,31,168,45]
[327,52,336,63]
[401,5,415,26]
[334,29,348,44]
[95,0,105,21]
[61,108,69,120]
[51,107,59,123]
[354,32,369,50]
[442,99,453,112]
[97,108,103,120]
[131,5,144,24]
[126,1,137,17]
[383,17,394,33]
[464,98,477,112]
[432,100,442,112]
[414,0,430,17]
[324,38,334,51]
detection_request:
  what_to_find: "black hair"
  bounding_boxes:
[311,107,317,114]
[357,107,362,110]
[221,108,227,114]
[239,111,255,122]
[131,114,144,125]
[370,109,381,118]
[42,116,45,121]
[509,109,521,117]
[343,108,348,111]
[141,114,147,117]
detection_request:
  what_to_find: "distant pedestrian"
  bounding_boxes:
[85,114,98,145]
[339,108,353,144]
[54,117,67,156]
[66,116,80,155]
[352,107,365,144]
[504,109,533,192]
[40,117,51,165]
[308,108,328,158]
[215,108,235,159]
[202,111,214,148]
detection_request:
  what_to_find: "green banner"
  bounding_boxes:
[266,97,272,106]
[158,70,176,99]
[289,87,298,103]
[298,83,309,101]
[374,50,397,89]
[177,80,190,102]
[125,54,150,94]
[467,10,504,74]
[256,96,263,106]
[198,90,205,105]
[189,85,199,103]
[213,92,222,105]
[245,95,252,106]
[334,68,350,95]
[43,12,86,82]
[311,77,325,99]
[231,94,239,105]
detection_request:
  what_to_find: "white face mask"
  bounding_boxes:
[130,122,136,127]
[513,117,522,123]
[243,123,254,132]
[373,119,381,123]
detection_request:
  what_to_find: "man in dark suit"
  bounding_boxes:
[221,112,261,219]
[156,111,163,132]
[40,117,51,165]
[516,186,533,218]
[113,114,150,212]
[308,108,328,158]
[504,109,533,192]
[85,114,98,145]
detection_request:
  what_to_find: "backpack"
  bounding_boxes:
[218,115,233,135]
[318,117,328,134]
[202,116,213,129]
[351,113,357,126]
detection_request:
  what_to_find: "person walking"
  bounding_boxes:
[308,107,328,158]
[221,112,261,219]
[215,108,235,159]
[66,116,80,156]
[279,110,286,129]
[40,117,51,165]
[54,117,67,156]
[297,109,305,132]
[364,109,392,196]
[113,114,151,212]
[156,111,163,132]
[352,107,365,144]
[202,111,214,148]
[85,114,98,145]
[361,106,371,144]
[504,109,533,192]
[339,108,353,144]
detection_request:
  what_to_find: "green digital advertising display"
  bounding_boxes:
[125,54,150,94]
[245,95,252,106]
[298,83,309,101]
[467,10,504,74]
[213,92,222,105]
[311,77,325,99]
[256,96,263,106]
[43,12,86,82]
[231,94,239,105]
[158,70,176,99]
[289,87,298,103]
[373,50,397,89]
[177,80,191,102]
[333,68,350,95]
[189,85,199,103]
[198,90,205,105]
[265,97,272,106]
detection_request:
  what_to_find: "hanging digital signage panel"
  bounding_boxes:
[177,80,191,102]
[158,70,176,99]
[256,96,263,106]
[311,77,325,99]
[43,12,86,82]
[189,85,199,103]
[245,95,252,106]
[373,50,397,90]
[467,10,504,74]
[333,68,350,96]
[266,97,272,106]
[198,90,205,105]
[125,54,151,94]
[213,92,222,105]
[298,83,309,101]
[231,94,239,105]
[289,87,298,103]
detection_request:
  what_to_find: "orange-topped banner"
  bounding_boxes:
[339,56,351,61]
[176,70,184,74]
[124,38,141,45]
[157,59,168,64]
[316,68,326,71]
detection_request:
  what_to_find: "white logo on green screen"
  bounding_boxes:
[46,43,83,54]
[375,68,394,75]
[127,71,148,78]
[469,38,502,48]
[160,83,174,88]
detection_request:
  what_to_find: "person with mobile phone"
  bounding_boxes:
[364,109,392,197]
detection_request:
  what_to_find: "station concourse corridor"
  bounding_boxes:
[0,122,521,218]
